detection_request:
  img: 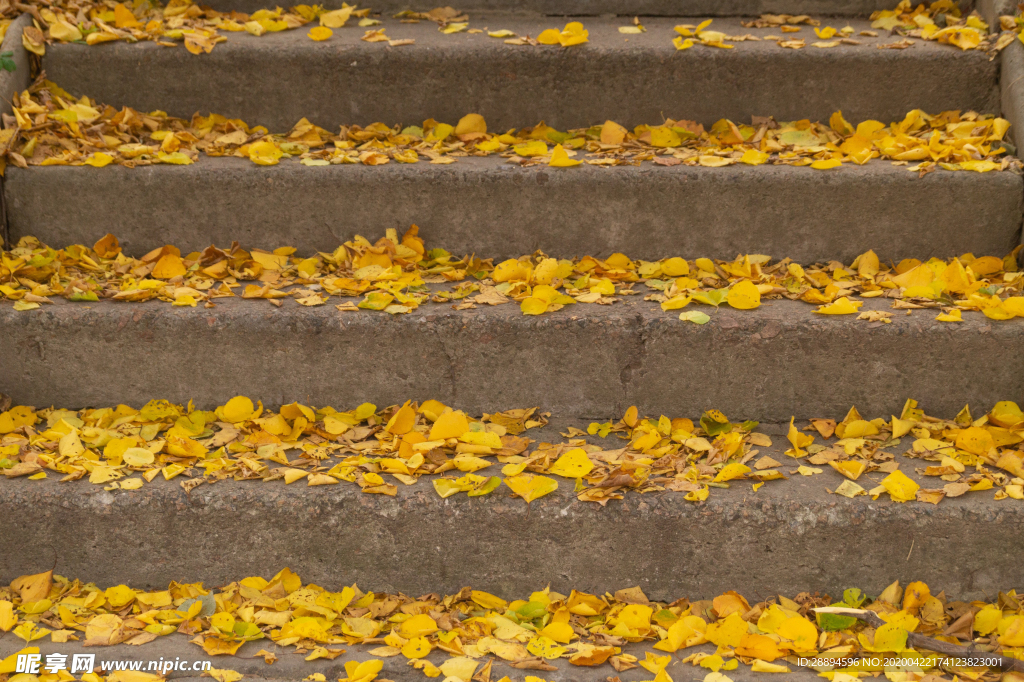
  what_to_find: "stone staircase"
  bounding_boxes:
[1,0,1024,679]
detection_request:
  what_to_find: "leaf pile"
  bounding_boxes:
[4,395,1024,507]
[1,81,1017,173]
[869,0,1006,51]
[781,399,1024,505]
[0,397,552,496]
[4,232,1024,322]
[2,571,1024,682]
[12,0,372,55]
[581,398,1024,506]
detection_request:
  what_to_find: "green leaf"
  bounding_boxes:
[514,601,547,622]
[816,612,858,631]
[700,411,732,437]
[843,588,867,607]
[679,310,710,324]
[68,291,99,302]
[690,290,727,307]
[467,476,501,497]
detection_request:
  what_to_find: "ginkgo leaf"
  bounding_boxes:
[548,448,594,478]
[504,474,558,502]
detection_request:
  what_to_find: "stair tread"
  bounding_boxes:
[1,416,1019,598]
[44,13,999,131]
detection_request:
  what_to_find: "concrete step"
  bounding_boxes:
[0,418,1019,599]
[6,157,1021,264]
[0,637,827,682]
[2,294,1022,422]
[197,0,926,18]
[41,15,1000,133]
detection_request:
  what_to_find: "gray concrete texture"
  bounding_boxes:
[41,17,1000,133]
[198,0,938,17]
[0,639,826,682]
[2,294,1023,421]
[0,420,1020,600]
[0,15,33,119]
[7,157,1022,264]
[1001,29,1024,149]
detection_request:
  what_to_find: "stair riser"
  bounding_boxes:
[195,0,931,17]
[2,298,1022,420]
[0,474,1018,600]
[7,160,1022,263]
[43,37,999,133]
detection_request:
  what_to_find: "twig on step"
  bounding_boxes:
[813,607,1024,673]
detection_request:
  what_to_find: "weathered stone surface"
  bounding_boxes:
[1,294,1022,422]
[0,639,824,682]
[199,0,916,16]
[7,157,1021,263]
[0,421,1019,600]
[41,17,999,132]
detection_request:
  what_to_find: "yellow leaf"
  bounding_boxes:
[249,139,283,166]
[386,402,416,435]
[673,36,694,50]
[319,7,352,27]
[736,633,784,662]
[504,473,558,502]
[787,417,814,456]
[881,470,919,502]
[438,657,477,682]
[308,26,333,40]
[455,113,487,135]
[0,601,16,631]
[815,297,862,315]
[521,297,549,315]
[400,614,439,638]
[13,571,52,602]
[537,28,561,44]
[49,18,84,41]
[539,621,574,643]
[810,158,842,170]
[829,460,866,480]
[740,149,769,165]
[465,593,505,614]
[549,144,581,167]
[714,463,750,482]
[776,615,817,652]
[698,155,732,167]
[221,396,258,423]
[152,253,187,279]
[726,280,760,309]
[548,448,594,478]
[85,152,114,167]
[204,670,243,682]
[513,140,548,157]
[654,615,706,652]
[956,426,994,456]
[527,635,565,659]
[650,127,681,148]
[873,622,908,652]
[402,636,432,659]
[429,411,469,440]
[935,309,962,322]
[601,120,627,144]
[705,612,746,647]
